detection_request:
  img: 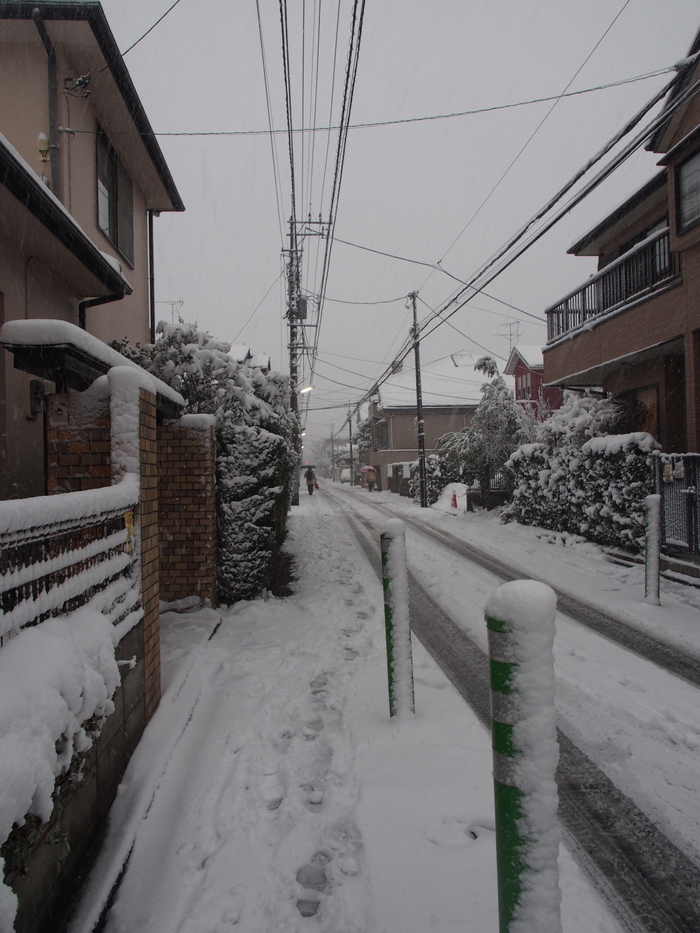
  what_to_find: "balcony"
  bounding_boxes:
[546,229,679,342]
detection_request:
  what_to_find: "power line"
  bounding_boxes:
[83,67,675,136]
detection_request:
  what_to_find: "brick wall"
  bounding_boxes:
[140,388,161,722]
[45,391,111,494]
[158,417,217,605]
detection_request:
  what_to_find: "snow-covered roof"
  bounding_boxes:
[249,353,271,371]
[377,351,509,410]
[505,345,544,375]
[228,344,252,364]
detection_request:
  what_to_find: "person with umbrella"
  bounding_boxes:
[303,464,317,496]
[362,465,376,492]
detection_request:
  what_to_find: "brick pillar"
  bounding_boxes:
[140,387,161,721]
[158,416,218,605]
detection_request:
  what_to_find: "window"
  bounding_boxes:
[375,420,389,449]
[516,372,531,400]
[97,126,134,264]
[677,151,700,232]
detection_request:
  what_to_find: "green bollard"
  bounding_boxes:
[380,519,415,718]
[644,493,661,606]
[485,580,561,933]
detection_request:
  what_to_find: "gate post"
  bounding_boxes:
[644,493,661,606]
[380,519,415,718]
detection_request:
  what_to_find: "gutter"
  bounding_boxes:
[32,7,61,201]
[78,291,127,331]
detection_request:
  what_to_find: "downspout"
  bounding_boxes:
[79,291,127,330]
[32,8,61,201]
[148,210,156,342]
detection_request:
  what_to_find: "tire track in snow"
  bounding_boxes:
[325,489,700,933]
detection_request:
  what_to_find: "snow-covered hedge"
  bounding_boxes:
[503,393,659,551]
[408,454,444,505]
[114,323,296,602]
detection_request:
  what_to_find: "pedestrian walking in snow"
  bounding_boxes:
[304,467,317,496]
[366,467,376,492]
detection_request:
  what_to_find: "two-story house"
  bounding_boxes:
[0,0,184,499]
[541,28,700,455]
[504,344,562,418]
[366,351,496,491]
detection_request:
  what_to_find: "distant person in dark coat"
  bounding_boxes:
[366,467,376,492]
[304,467,317,495]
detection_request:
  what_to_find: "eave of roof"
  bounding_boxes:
[0,1,184,213]
[0,132,132,295]
[567,170,667,257]
[647,26,700,154]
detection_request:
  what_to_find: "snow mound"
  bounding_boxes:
[432,483,470,514]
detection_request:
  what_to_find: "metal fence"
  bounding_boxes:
[656,453,700,558]
[0,481,140,643]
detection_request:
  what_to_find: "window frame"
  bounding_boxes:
[96,125,134,266]
[676,149,700,234]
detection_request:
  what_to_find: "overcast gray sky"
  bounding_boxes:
[100,0,699,441]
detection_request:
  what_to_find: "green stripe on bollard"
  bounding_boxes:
[485,583,561,933]
[486,611,524,931]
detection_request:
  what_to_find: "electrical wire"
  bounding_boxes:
[256,0,286,245]
[231,272,284,343]
[85,67,676,137]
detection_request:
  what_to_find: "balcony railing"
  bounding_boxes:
[546,229,678,342]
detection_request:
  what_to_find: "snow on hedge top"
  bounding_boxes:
[379,351,513,409]
[0,320,184,408]
[582,432,659,455]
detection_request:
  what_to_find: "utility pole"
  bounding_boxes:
[348,404,355,486]
[410,292,428,508]
[330,425,335,481]
[286,217,303,506]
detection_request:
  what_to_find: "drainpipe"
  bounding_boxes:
[79,291,127,330]
[32,8,61,201]
[148,210,157,342]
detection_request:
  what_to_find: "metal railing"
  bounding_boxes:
[656,453,700,558]
[546,229,678,342]
[0,478,140,642]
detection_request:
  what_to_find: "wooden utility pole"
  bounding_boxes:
[410,292,428,508]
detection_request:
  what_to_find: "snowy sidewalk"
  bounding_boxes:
[71,493,625,933]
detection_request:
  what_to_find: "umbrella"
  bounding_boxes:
[360,465,375,471]
[301,464,316,469]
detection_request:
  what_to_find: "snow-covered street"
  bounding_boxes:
[69,485,700,933]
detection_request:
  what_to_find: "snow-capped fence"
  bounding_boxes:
[485,581,561,933]
[0,476,140,643]
[380,520,415,717]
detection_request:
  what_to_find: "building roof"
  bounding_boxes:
[0,1,184,213]
[376,351,506,410]
[647,26,700,154]
[567,170,667,257]
[504,345,544,375]
[0,131,133,296]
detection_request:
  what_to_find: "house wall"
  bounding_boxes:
[543,244,700,451]
[376,407,474,452]
[0,28,157,500]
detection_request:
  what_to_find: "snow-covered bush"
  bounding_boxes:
[503,392,659,552]
[408,454,443,505]
[114,323,296,602]
[436,357,534,509]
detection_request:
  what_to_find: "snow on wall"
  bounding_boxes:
[0,473,138,538]
[0,604,121,927]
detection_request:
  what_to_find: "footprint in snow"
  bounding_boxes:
[424,817,495,848]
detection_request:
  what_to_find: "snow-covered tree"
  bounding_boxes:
[436,357,534,509]
[409,454,443,505]
[354,419,372,461]
[113,322,296,602]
